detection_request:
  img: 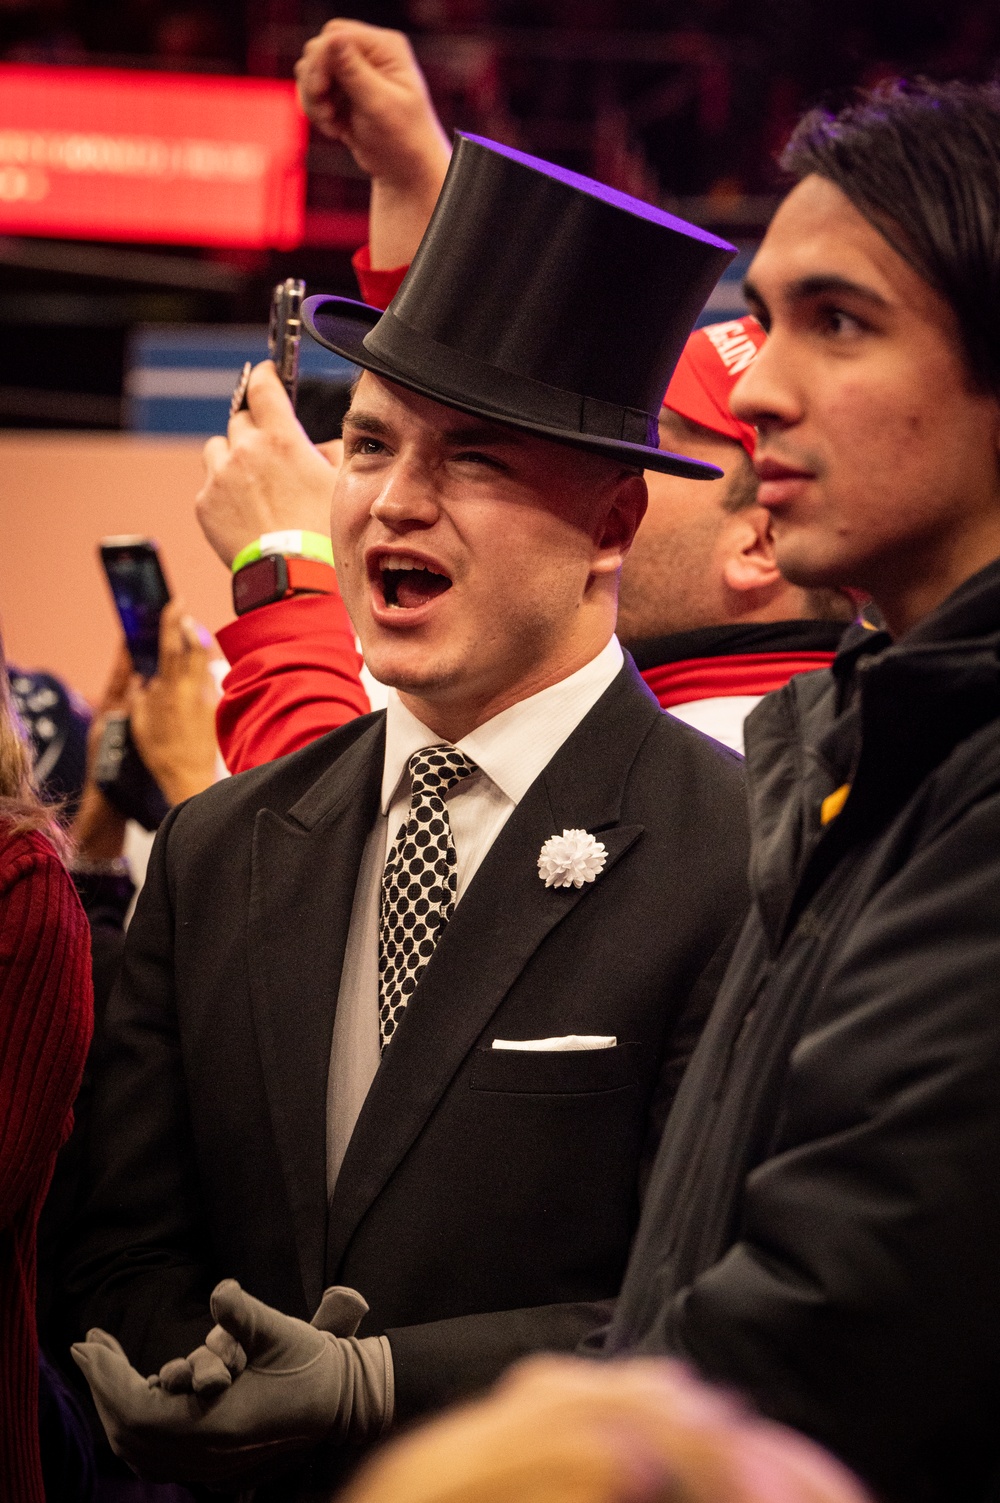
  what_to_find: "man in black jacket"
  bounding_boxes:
[604,79,1000,1503]
[68,134,749,1493]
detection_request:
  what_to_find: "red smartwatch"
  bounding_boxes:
[232,554,336,616]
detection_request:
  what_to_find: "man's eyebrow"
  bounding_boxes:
[341,411,518,447]
[742,273,890,309]
[342,409,391,436]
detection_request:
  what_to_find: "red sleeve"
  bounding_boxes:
[0,830,93,1229]
[215,591,371,774]
[352,244,409,311]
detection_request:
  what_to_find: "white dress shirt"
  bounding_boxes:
[325,636,624,1194]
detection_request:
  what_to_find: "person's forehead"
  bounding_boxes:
[347,370,533,450]
[747,173,916,307]
[345,370,616,493]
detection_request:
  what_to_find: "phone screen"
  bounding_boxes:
[100,539,170,679]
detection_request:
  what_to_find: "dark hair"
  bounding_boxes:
[782,77,1000,393]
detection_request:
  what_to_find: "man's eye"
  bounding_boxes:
[454,451,504,470]
[823,308,864,337]
[745,300,771,334]
[349,436,386,457]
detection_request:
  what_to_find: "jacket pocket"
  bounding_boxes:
[469,1041,638,1095]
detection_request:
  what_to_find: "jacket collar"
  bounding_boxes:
[744,556,1000,950]
[379,636,624,812]
[629,618,848,671]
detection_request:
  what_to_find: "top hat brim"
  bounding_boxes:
[303,296,723,482]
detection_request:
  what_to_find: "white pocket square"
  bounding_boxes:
[491,1035,617,1052]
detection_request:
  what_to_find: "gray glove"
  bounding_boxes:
[152,1282,371,1397]
[71,1280,394,1488]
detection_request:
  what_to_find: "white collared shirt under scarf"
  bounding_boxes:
[325,635,624,1195]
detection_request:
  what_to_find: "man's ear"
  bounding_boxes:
[591,473,648,575]
[721,505,784,594]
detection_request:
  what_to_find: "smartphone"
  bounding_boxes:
[268,276,305,409]
[99,536,170,680]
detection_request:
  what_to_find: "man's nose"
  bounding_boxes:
[730,334,802,437]
[370,457,441,530]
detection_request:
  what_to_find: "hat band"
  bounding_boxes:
[364,310,658,449]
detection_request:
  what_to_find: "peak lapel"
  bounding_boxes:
[326,663,658,1276]
[248,716,384,1313]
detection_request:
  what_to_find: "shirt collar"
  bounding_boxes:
[381,636,624,813]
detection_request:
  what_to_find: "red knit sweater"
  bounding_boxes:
[0,828,92,1503]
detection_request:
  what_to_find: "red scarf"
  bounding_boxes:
[640,650,836,710]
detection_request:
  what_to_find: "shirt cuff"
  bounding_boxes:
[352,244,409,312]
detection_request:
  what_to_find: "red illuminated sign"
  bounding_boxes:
[0,65,307,248]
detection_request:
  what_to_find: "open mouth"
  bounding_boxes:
[378,554,453,611]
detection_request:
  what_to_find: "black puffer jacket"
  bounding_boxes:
[606,557,1000,1503]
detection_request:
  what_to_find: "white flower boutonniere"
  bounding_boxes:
[538,828,608,889]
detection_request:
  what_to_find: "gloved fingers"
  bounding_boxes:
[189,1344,235,1397]
[312,1285,370,1338]
[157,1356,197,1393]
[154,1345,234,1397]
[209,1279,322,1370]
[205,1322,248,1378]
[81,1327,129,1358]
[72,1337,164,1433]
[73,1337,309,1487]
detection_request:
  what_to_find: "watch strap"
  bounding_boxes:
[232,554,336,616]
[232,530,334,574]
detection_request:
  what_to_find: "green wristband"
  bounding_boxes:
[232,530,334,574]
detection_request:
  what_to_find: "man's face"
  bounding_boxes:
[616,414,751,642]
[333,372,641,726]
[733,173,1000,632]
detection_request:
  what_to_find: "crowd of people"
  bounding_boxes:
[5,1,1000,201]
[3,16,1000,1503]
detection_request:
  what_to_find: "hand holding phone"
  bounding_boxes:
[231,278,306,417]
[93,714,170,831]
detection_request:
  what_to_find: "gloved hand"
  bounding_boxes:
[152,1280,371,1397]
[71,1280,394,1487]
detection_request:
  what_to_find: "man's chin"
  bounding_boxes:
[357,646,457,702]
[773,536,864,597]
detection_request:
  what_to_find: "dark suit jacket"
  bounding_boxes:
[67,660,749,1431]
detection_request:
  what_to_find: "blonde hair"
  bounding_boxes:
[0,630,66,853]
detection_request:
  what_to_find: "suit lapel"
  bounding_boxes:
[248,716,385,1313]
[326,662,659,1276]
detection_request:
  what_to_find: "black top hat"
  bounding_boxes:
[303,134,735,479]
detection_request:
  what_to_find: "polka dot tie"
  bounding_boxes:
[379,745,477,1050]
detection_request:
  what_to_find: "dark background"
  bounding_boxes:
[3,0,999,428]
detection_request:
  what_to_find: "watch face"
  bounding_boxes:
[233,554,288,615]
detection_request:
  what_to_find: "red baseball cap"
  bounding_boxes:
[662,315,766,457]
